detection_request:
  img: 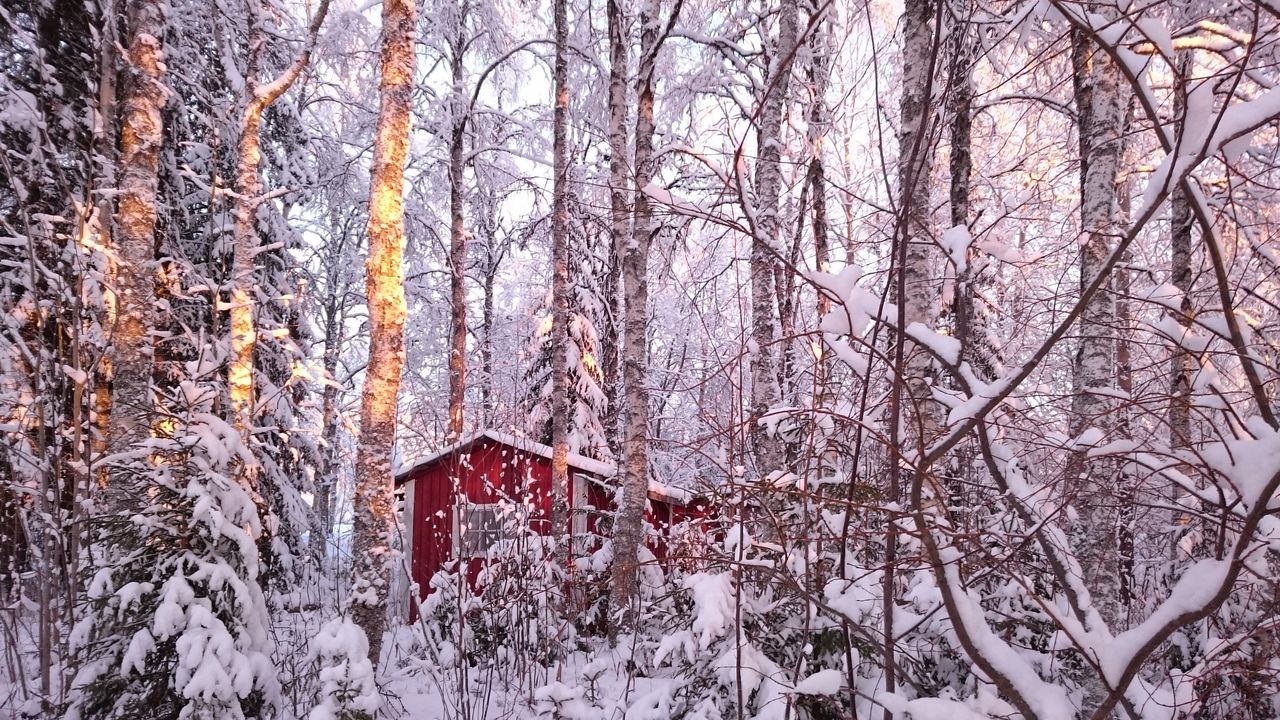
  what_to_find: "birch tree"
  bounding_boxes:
[104,0,166,469]
[445,0,471,440]
[350,0,415,666]
[1069,16,1127,633]
[229,0,330,446]
[609,0,683,626]
[748,0,798,476]
[548,0,572,538]
[601,0,630,448]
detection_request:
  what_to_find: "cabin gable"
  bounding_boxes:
[398,430,713,620]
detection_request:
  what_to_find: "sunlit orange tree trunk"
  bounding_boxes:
[350,0,415,668]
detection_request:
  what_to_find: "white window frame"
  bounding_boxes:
[571,472,588,539]
[453,501,528,559]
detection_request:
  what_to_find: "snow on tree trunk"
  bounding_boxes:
[549,0,572,540]
[1069,24,1127,636]
[104,0,166,469]
[883,1,942,707]
[602,0,631,450]
[1168,53,1195,532]
[610,0,662,628]
[447,40,468,440]
[350,0,415,668]
[230,0,330,448]
[896,0,942,447]
[749,0,798,477]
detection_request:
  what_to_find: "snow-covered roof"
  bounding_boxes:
[395,429,616,481]
[396,429,709,507]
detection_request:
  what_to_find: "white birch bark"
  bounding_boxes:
[446,10,469,440]
[229,0,331,448]
[897,0,942,446]
[749,0,798,476]
[883,2,941,707]
[549,0,572,539]
[350,0,415,668]
[1069,24,1126,635]
[602,0,631,448]
[105,0,166,469]
[609,0,659,627]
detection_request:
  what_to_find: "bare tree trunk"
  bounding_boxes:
[549,0,571,540]
[93,0,120,490]
[229,101,264,441]
[610,0,662,629]
[230,0,329,468]
[945,2,977,518]
[446,16,469,439]
[312,289,343,561]
[948,10,984,377]
[602,0,631,451]
[1069,25,1126,636]
[884,3,941,711]
[104,0,166,468]
[350,0,415,668]
[481,252,497,424]
[807,0,830,323]
[897,0,942,446]
[749,0,798,476]
[1168,52,1195,458]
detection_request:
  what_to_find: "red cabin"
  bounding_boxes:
[396,430,709,609]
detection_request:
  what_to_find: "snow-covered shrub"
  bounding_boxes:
[418,531,576,670]
[306,618,380,720]
[66,381,276,720]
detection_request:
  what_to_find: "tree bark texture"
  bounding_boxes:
[350,0,414,667]
[610,0,659,628]
[884,3,940,708]
[105,0,166,470]
[549,0,572,539]
[602,0,631,450]
[948,13,995,381]
[230,0,329,496]
[1069,25,1126,634]
[1168,53,1194,453]
[749,0,798,477]
[897,0,942,447]
[447,25,468,440]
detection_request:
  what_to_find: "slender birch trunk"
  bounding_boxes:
[884,2,940,709]
[312,287,343,560]
[1168,52,1195,467]
[230,0,331,447]
[897,0,942,445]
[749,0,798,476]
[105,0,166,468]
[602,0,631,449]
[807,0,831,324]
[480,245,498,424]
[549,0,572,539]
[446,15,469,439]
[93,0,120,488]
[610,0,660,627]
[945,3,976,515]
[1069,24,1126,634]
[350,0,415,667]
[948,12,985,377]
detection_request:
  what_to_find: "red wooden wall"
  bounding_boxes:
[403,435,716,620]
[405,437,601,608]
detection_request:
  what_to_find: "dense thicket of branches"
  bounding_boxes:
[4,0,1280,718]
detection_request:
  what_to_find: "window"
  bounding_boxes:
[571,472,588,539]
[460,502,524,558]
